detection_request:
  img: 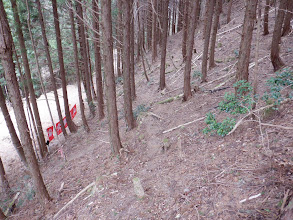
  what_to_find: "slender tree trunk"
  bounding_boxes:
[282,0,293,36]
[0,1,51,202]
[10,0,47,158]
[35,0,67,136]
[209,0,222,69]
[117,0,122,77]
[271,0,286,71]
[76,0,95,117]
[122,0,136,129]
[130,0,136,100]
[68,1,89,132]
[85,27,97,101]
[152,0,158,62]
[141,44,149,82]
[159,0,169,90]
[13,45,41,159]
[182,0,189,62]
[0,156,11,196]
[0,86,27,165]
[263,0,270,35]
[201,0,215,82]
[226,0,233,24]
[100,0,123,154]
[236,0,258,82]
[147,0,153,50]
[252,3,261,111]
[52,0,77,133]
[92,0,105,120]
[26,1,61,145]
[177,0,184,32]
[202,0,209,39]
[136,0,142,61]
[172,1,177,34]
[183,0,200,101]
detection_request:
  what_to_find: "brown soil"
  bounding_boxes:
[1,1,293,219]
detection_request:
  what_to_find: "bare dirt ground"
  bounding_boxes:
[1,1,293,219]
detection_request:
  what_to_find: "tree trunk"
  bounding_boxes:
[159,0,169,90]
[226,0,233,24]
[0,86,27,165]
[177,0,184,32]
[201,0,215,82]
[35,0,67,137]
[209,0,222,69]
[147,0,153,50]
[182,0,189,61]
[85,27,97,101]
[252,3,261,111]
[263,0,270,35]
[152,0,158,62]
[76,0,95,117]
[100,0,123,154]
[10,0,47,158]
[271,0,286,71]
[0,0,51,202]
[0,156,10,196]
[172,1,177,34]
[117,0,123,77]
[281,0,293,36]
[69,0,89,132]
[183,0,200,101]
[92,0,105,120]
[236,0,258,82]
[52,0,77,133]
[122,0,136,129]
[130,0,136,100]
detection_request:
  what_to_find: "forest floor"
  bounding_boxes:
[1,0,293,219]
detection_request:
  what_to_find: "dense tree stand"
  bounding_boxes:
[0,0,50,202]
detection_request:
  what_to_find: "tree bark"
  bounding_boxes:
[226,0,233,24]
[159,0,169,90]
[76,0,95,117]
[130,0,136,100]
[209,0,222,69]
[183,0,200,101]
[10,0,47,158]
[263,0,270,35]
[0,156,10,196]
[172,1,177,34]
[152,0,158,62]
[201,0,215,82]
[35,0,67,137]
[177,0,184,32]
[0,0,51,202]
[92,0,105,120]
[69,0,89,132]
[147,0,153,50]
[122,0,136,129]
[117,0,123,77]
[271,0,286,71]
[281,0,293,36]
[100,0,123,154]
[236,0,258,82]
[182,0,189,61]
[52,0,77,133]
[0,86,27,165]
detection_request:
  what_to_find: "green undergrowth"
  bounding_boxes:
[203,67,293,137]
